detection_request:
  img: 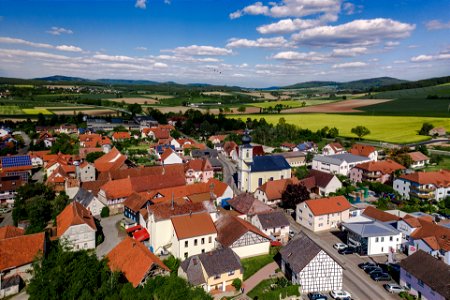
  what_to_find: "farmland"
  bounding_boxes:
[250,99,339,109]
[233,113,450,144]
[109,97,158,104]
[0,106,23,114]
[22,108,53,115]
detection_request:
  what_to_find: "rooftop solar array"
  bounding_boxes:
[0,155,32,168]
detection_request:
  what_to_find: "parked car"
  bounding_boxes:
[384,283,405,293]
[387,263,400,273]
[120,218,137,229]
[358,262,378,270]
[371,272,392,281]
[367,268,384,275]
[338,247,355,255]
[333,243,348,250]
[364,266,382,273]
[308,293,328,300]
[289,230,295,238]
[330,290,351,299]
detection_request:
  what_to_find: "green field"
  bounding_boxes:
[22,108,53,115]
[233,114,450,144]
[0,106,23,114]
[250,99,339,109]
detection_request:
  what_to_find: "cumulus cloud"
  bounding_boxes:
[226,37,291,48]
[0,48,71,61]
[47,27,73,35]
[257,18,322,34]
[332,47,368,57]
[425,19,450,30]
[163,45,232,56]
[154,62,168,68]
[411,53,450,62]
[0,36,83,52]
[55,45,83,52]
[292,18,415,46]
[135,0,147,9]
[272,51,329,62]
[332,61,367,68]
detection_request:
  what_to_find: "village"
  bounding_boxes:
[0,114,448,300]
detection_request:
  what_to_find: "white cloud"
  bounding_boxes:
[164,0,171,4]
[292,18,415,46]
[0,36,83,52]
[93,54,142,63]
[272,51,329,62]
[163,45,232,56]
[154,62,168,68]
[135,46,147,51]
[425,20,450,30]
[257,18,322,34]
[385,41,400,47]
[0,48,71,61]
[55,45,83,52]
[332,47,368,57]
[342,2,355,15]
[332,61,367,68]
[410,55,433,62]
[135,0,147,9]
[226,37,291,48]
[47,27,73,35]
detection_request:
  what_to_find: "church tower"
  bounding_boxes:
[238,130,252,192]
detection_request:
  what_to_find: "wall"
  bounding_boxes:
[394,179,411,199]
[252,217,289,243]
[312,160,346,175]
[400,269,445,300]
[172,233,217,261]
[231,240,270,259]
[164,153,182,165]
[149,217,173,255]
[367,233,402,255]
[206,268,243,292]
[61,223,96,250]
[321,176,342,196]
[297,203,349,232]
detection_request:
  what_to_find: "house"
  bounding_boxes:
[134,115,158,128]
[0,231,46,284]
[160,147,183,165]
[252,211,290,244]
[342,220,402,256]
[28,150,49,167]
[171,212,217,260]
[407,152,430,169]
[72,188,105,217]
[215,214,271,258]
[400,250,450,300]
[322,142,346,156]
[238,132,291,193]
[394,170,450,201]
[428,127,446,137]
[350,159,405,184]
[223,141,238,158]
[296,196,352,232]
[180,247,243,293]
[279,232,343,293]
[0,175,23,207]
[56,202,97,250]
[185,158,214,184]
[254,177,300,207]
[312,153,372,176]
[0,155,33,181]
[142,127,171,141]
[112,131,131,142]
[94,147,127,173]
[280,142,296,152]
[301,170,343,196]
[349,144,378,161]
[76,161,96,182]
[227,193,272,219]
[274,151,306,168]
[191,148,223,173]
[362,206,401,224]
[293,141,317,152]
[107,237,169,287]
[208,135,228,145]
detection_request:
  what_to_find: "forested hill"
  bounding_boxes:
[370,75,450,92]
[282,77,407,91]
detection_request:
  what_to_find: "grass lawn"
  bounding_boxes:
[424,156,450,171]
[232,113,450,144]
[22,108,53,115]
[0,106,23,114]
[250,99,339,109]
[127,144,150,150]
[247,278,300,300]
[242,250,277,280]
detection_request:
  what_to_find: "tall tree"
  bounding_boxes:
[351,126,371,140]
[281,184,310,209]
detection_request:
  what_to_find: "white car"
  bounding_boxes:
[384,283,405,294]
[333,243,348,250]
[330,290,351,299]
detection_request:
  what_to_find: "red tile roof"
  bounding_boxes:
[349,144,376,157]
[363,206,401,222]
[399,170,450,187]
[215,214,270,247]
[148,201,207,221]
[327,142,345,152]
[56,202,97,237]
[257,178,300,201]
[112,132,131,140]
[0,232,45,271]
[305,196,351,216]
[354,159,405,174]
[94,147,127,172]
[160,147,176,161]
[407,151,430,162]
[107,237,169,287]
[223,141,238,156]
[228,193,272,215]
[171,212,217,240]
[185,158,213,172]
[208,135,227,142]
[100,164,185,181]
[409,218,450,251]
[0,226,24,240]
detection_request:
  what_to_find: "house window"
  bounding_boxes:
[201,249,205,253]
[228,271,235,276]
[381,237,384,242]
[375,237,379,242]
[194,239,198,246]
[201,238,205,244]
[269,177,274,181]
[209,236,212,243]
[214,274,221,279]
[417,279,424,287]
[184,252,188,259]
[390,236,393,241]
[258,178,263,186]
[185,241,188,247]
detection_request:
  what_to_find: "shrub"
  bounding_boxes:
[100,206,110,218]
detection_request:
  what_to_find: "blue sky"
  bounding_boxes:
[0,0,449,87]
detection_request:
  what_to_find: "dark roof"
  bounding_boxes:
[180,255,206,285]
[306,169,336,188]
[227,193,272,215]
[279,232,338,274]
[250,155,290,172]
[73,188,95,207]
[191,148,219,159]
[256,211,290,229]
[215,214,270,247]
[400,250,450,299]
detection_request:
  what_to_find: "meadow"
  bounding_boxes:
[249,99,339,109]
[0,106,23,114]
[233,113,450,144]
[22,108,53,115]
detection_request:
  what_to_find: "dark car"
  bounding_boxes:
[367,268,384,275]
[364,266,382,273]
[308,293,328,300]
[358,262,378,270]
[338,247,355,255]
[371,272,392,281]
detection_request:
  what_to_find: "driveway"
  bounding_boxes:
[0,211,14,227]
[95,214,126,259]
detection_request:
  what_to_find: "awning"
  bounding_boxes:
[133,228,150,242]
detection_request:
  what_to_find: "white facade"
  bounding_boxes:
[394,178,450,201]
[410,159,429,169]
[215,185,234,207]
[171,233,217,261]
[319,175,342,196]
[86,197,106,217]
[162,152,183,165]
[229,231,270,259]
[296,203,350,232]
[312,156,371,176]
[366,234,402,256]
[252,217,289,243]
[77,163,96,182]
[60,223,96,250]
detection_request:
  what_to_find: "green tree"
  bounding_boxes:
[170,130,182,139]
[293,166,309,179]
[26,196,52,234]
[237,106,246,113]
[52,192,69,220]
[13,183,55,227]
[163,255,180,274]
[232,278,242,291]
[351,125,371,140]
[419,122,433,135]
[86,151,104,163]
[127,103,143,116]
[327,127,339,138]
[100,207,110,218]
[281,184,310,209]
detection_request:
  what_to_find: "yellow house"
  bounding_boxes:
[237,133,291,193]
[179,247,243,293]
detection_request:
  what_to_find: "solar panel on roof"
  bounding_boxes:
[1,156,32,168]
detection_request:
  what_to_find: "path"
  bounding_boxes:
[243,261,279,295]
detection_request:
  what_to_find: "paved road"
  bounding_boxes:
[284,212,397,300]
[243,261,280,295]
[13,131,31,155]
[0,211,14,227]
[95,214,126,259]
[218,153,239,195]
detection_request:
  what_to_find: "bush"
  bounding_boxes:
[100,207,110,218]
[232,278,242,291]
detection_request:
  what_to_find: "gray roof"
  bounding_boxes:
[314,153,370,165]
[191,148,219,159]
[256,211,290,230]
[280,232,336,274]
[342,220,400,237]
[274,152,306,159]
[73,188,95,207]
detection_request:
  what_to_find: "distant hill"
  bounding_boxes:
[34,75,91,83]
[282,77,408,91]
[371,75,450,92]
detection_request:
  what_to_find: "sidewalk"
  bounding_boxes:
[243,261,279,295]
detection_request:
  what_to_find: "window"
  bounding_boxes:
[390,236,393,241]
[417,279,424,287]
[209,236,212,243]
[184,252,188,259]
[381,237,384,242]
[201,238,205,244]
[201,249,205,253]
[228,271,235,276]
[194,239,198,246]
[258,178,263,186]
[214,274,221,279]
[269,177,274,181]
[185,241,188,247]
[375,237,379,242]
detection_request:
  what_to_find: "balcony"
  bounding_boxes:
[410,191,435,199]
[411,186,436,193]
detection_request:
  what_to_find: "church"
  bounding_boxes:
[237,132,291,193]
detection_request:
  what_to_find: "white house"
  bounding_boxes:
[394,170,450,202]
[349,144,378,161]
[407,152,430,169]
[312,153,372,176]
[279,232,343,293]
[56,202,97,250]
[72,188,106,217]
[76,161,96,182]
[322,142,346,156]
[252,211,290,244]
[160,147,183,165]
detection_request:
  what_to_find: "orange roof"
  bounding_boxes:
[208,178,229,197]
[185,158,213,172]
[171,212,217,239]
[160,147,176,161]
[349,144,376,157]
[402,215,422,228]
[422,236,440,250]
[0,232,45,271]
[409,218,450,251]
[305,196,351,216]
[28,150,51,159]
[363,206,401,222]
[407,151,430,162]
[101,178,133,199]
[148,201,207,221]
[0,226,24,240]
[112,132,131,140]
[143,127,170,140]
[182,143,206,150]
[107,237,169,287]
[257,178,300,201]
[56,202,97,237]
[399,170,450,187]
[94,147,127,172]
[208,135,227,142]
[354,159,405,174]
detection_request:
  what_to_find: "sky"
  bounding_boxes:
[0,0,449,87]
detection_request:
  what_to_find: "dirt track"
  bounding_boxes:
[282,99,392,113]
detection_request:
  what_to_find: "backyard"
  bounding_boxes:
[247,277,300,300]
[241,247,279,280]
